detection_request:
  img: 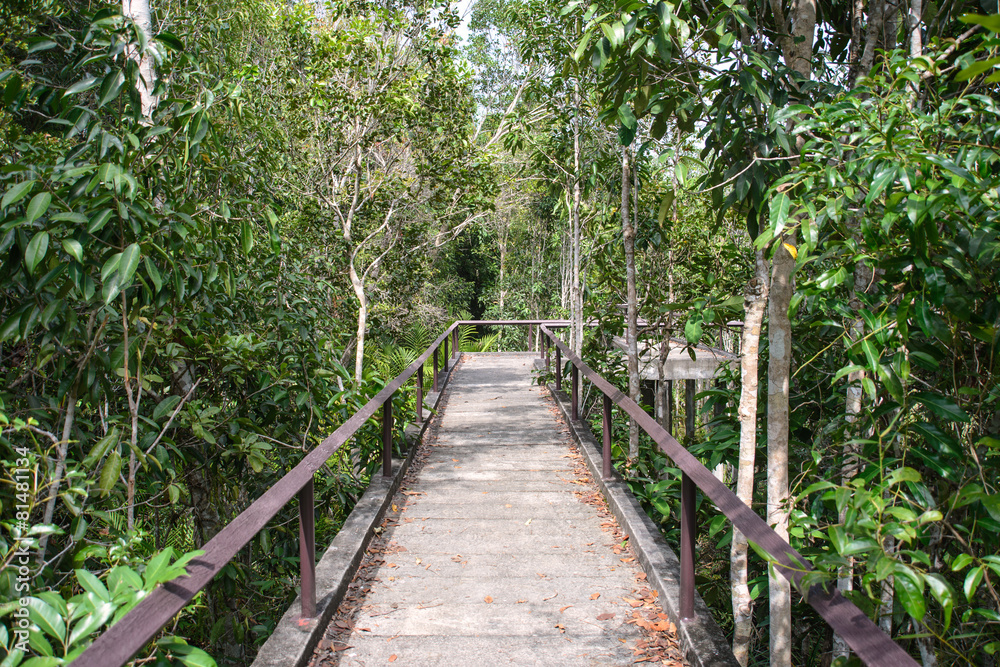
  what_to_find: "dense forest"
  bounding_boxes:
[1,0,998,665]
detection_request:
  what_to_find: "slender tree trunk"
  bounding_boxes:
[570,79,583,357]
[856,0,887,80]
[350,260,368,385]
[731,250,770,665]
[122,0,158,120]
[767,239,796,667]
[37,387,77,562]
[621,150,641,459]
[832,259,873,659]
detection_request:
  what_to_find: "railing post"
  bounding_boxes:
[602,394,612,480]
[443,334,449,372]
[452,328,459,360]
[528,323,534,352]
[571,364,579,421]
[433,346,439,392]
[416,367,423,425]
[544,336,550,371]
[685,379,696,442]
[555,347,562,391]
[680,472,696,620]
[382,396,392,478]
[299,478,315,620]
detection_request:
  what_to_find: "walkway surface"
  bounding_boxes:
[309,353,685,666]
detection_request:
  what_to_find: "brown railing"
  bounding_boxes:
[75,318,914,666]
[538,324,918,667]
[74,320,566,667]
[74,323,475,667]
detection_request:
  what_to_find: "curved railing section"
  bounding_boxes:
[538,324,918,667]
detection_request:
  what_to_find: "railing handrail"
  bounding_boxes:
[74,322,467,667]
[539,324,919,667]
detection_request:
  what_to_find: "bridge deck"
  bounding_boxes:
[309,354,685,666]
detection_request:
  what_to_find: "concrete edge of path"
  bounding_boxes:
[251,358,459,667]
[543,374,740,667]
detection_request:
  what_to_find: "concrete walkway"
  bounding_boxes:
[310,354,684,666]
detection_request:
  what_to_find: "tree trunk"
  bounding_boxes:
[350,259,368,385]
[621,149,640,459]
[569,73,584,357]
[832,259,873,660]
[37,387,77,562]
[731,250,770,665]
[123,0,158,120]
[767,239,796,667]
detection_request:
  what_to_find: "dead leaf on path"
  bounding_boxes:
[559,605,573,613]
[625,598,644,608]
[388,655,397,662]
[484,596,493,603]
[597,612,615,621]
[516,599,527,604]
[590,593,600,600]
[635,572,647,580]
[543,592,558,601]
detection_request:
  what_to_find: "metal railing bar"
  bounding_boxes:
[74,323,462,667]
[539,325,918,667]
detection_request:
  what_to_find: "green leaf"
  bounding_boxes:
[27,598,65,641]
[25,231,49,275]
[2,179,35,209]
[573,29,593,62]
[240,219,253,255]
[925,573,954,630]
[894,564,926,621]
[859,339,880,373]
[143,548,175,589]
[83,428,118,467]
[865,164,897,205]
[98,449,122,494]
[154,31,184,51]
[617,103,637,131]
[144,256,162,293]
[956,55,1000,81]
[75,569,110,602]
[88,209,113,234]
[912,392,970,423]
[64,76,100,96]
[118,243,141,286]
[958,13,1000,33]
[965,564,984,602]
[61,239,83,263]
[97,69,125,108]
[153,395,181,421]
[25,192,52,224]
[68,600,113,646]
[769,192,790,234]
[101,253,122,282]
[156,639,217,667]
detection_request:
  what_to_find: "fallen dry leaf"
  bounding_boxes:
[516,599,527,604]
[388,655,397,662]
[559,605,573,613]
[543,592,558,601]
[597,612,615,621]
[484,596,493,603]
[590,593,600,600]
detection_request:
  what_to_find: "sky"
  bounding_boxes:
[454,0,476,43]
